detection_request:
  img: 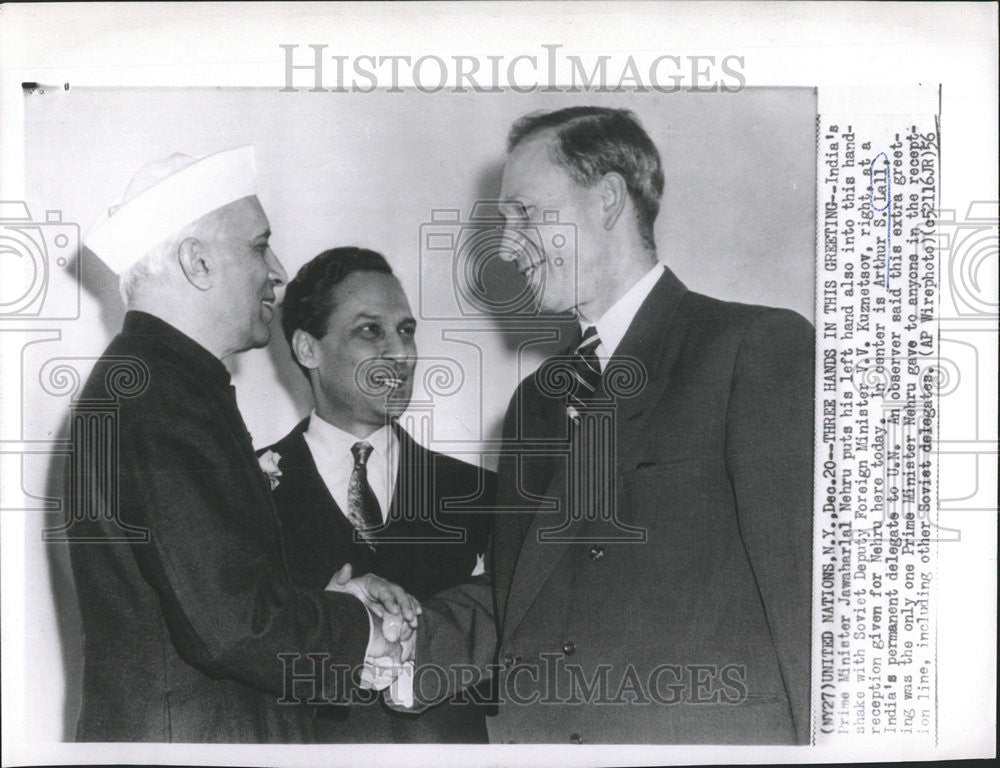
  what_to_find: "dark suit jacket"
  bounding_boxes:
[415,267,815,744]
[67,312,371,743]
[260,419,495,742]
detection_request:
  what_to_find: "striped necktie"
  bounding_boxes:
[566,326,602,419]
[348,441,382,549]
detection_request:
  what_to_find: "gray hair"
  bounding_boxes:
[118,211,224,306]
[507,106,664,253]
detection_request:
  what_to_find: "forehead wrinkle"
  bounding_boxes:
[209,200,269,245]
[328,273,411,318]
[342,304,412,323]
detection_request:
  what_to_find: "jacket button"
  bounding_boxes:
[570,732,582,744]
[562,641,576,656]
[589,545,604,560]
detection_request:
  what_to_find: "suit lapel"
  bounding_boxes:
[501,449,573,634]
[386,424,425,532]
[493,372,569,629]
[276,419,359,544]
[386,423,471,542]
[502,267,689,635]
[610,267,689,443]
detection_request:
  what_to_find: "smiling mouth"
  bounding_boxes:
[519,257,545,280]
[371,371,408,390]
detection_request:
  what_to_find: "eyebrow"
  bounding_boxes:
[352,312,417,325]
[252,229,271,243]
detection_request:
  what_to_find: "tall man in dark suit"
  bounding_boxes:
[403,107,814,744]
[260,247,494,742]
[69,147,417,743]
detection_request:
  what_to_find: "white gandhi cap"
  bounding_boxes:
[85,145,257,274]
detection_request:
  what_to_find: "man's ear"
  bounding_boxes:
[599,172,628,231]
[291,329,321,371]
[176,237,213,290]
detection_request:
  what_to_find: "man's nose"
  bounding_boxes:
[381,332,415,364]
[266,247,288,286]
[497,224,520,262]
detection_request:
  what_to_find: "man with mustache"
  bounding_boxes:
[260,246,494,742]
[402,106,814,744]
[70,148,417,743]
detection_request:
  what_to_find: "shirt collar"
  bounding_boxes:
[304,410,394,461]
[581,262,665,362]
[121,310,231,389]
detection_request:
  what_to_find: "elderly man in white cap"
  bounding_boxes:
[71,147,418,743]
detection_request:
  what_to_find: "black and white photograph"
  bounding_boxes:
[0,3,995,767]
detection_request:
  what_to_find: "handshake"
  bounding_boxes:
[326,563,418,696]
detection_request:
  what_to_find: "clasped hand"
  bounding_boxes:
[326,563,418,690]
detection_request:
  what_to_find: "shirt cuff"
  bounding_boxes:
[362,600,377,656]
[386,661,414,708]
[359,601,414,706]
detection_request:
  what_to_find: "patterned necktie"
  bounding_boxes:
[348,441,382,547]
[566,326,603,419]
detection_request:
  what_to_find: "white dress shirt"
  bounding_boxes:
[305,415,488,698]
[583,262,665,370]
[302,411,398,524]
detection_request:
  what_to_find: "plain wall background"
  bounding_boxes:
[18,86,815,740]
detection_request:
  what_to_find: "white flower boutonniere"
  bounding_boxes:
[258,450,282,490]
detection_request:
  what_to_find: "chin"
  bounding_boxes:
[250,322,273,346]
[384,395,411,418]
[534,289,570,315]
[384,403,408,419]
[538,300,571,316]
[249,335,271,350]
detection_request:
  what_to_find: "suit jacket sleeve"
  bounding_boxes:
[400,574,496,711]
[118,363,370,700]
[401,439,504,709]
[725,308,814,743]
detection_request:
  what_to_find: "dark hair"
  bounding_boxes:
[507,106,664,251]
[281,246,393,375]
